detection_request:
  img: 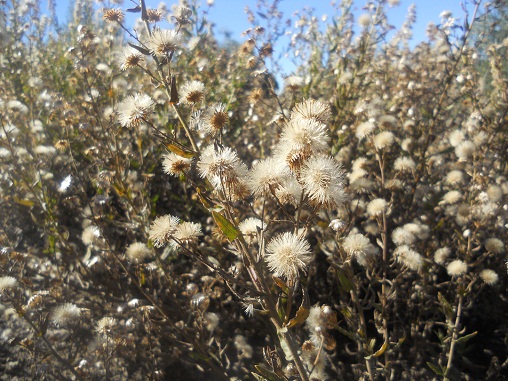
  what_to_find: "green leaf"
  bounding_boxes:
[427,362,444,376]
[438,292,454,320]
[336,269,354,292]
[372,340,389,357]
[127,42,150,56]
[286,304,310,329]
[455,331,478,345]
[13,197,35,207]
[253,365,284,381]
[212,211,239,241]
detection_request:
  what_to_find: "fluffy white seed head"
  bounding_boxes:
[394,245,423,271]
[51,303,81,326]
[126,242,152,263]
[300,156,347,210]
[149,215,180,247]
[372,131,395,150]
[342,233,378,266]
[366,198,388,216]
[447,260,467,277]
[484,238,504,254]
[265,232,312,280]
[394,157,416,172]
[117,93,154,128]
[479,269,498,285]
[434,247,451,265]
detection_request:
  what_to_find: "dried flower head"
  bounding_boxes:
[300,156,347,210]
[265,232,312,280]
[285,75,304,91]
[372,131,395,150]
[455,140,476,162]
[200,103,229,136]
[366,198,388,216]
[171,5,192,24]
[447,260,467,277]
[342,233,378,266]
[162,152,192,176]
[441,190,462,205]
[479,269,498,285]
[248,88,264,104]
[179,81,206,105]
[484,238,504,254]
[119,47,145,71]
[126,242,152,263]
[96,317,117,335]
[355,121,376,140]
[394,245,423,271]
[102,8,124,23]
[51,303,81,326]
[277,118,330,171]
[291,99,331,125]
[82,226,101,246]
[394,156,416,172]
[434,247,451,265]
[248,158,289,197]
[0,276,18,291]
[445,170,464,185]
[197,145,247,189]
[146,9,163,23]
[117,93,154,128]
[149,215,180,247]
[239,218,263,245]
[173,222,202,246]
[146,29,182,57]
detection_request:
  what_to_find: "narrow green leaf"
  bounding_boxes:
[455,331,478,345]
[438,292,454,319]
[286,304,310,329]
[253,365,284,381]
[212,211,239,241]
[127,42,150,56]
[337,269,354,292]
[427,362,444,376]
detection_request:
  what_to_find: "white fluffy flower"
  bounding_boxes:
[479,269,498,285]
[291,99,331,125]
[162,152,192,177]
[440,190,462,205]
[265,232,312,280]
[126,242,152,263]
[455,140,476,162]
[0,276,18,291]
[484,238,504,254]
[394,245,423,271]
[239,217,263,245]
[117,93,154,128]
[355,121,375,140]
[300,156,347,210]
[366,198,388,216]
[248,158,290,197]
[277,118,330,170]
[146,28,182,56]
[179,80,206,104]
[394,157,416,172]
[434,247,451,265]
[342,233,378,266]
[447,260,467,277]
[173,221,202,246]
[149,215,180,247]
[51,303,81,326]
[372,131,395,150]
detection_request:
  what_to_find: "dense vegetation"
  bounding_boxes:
[0,0,507,380]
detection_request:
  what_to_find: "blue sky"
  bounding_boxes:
[49,0,476,75]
